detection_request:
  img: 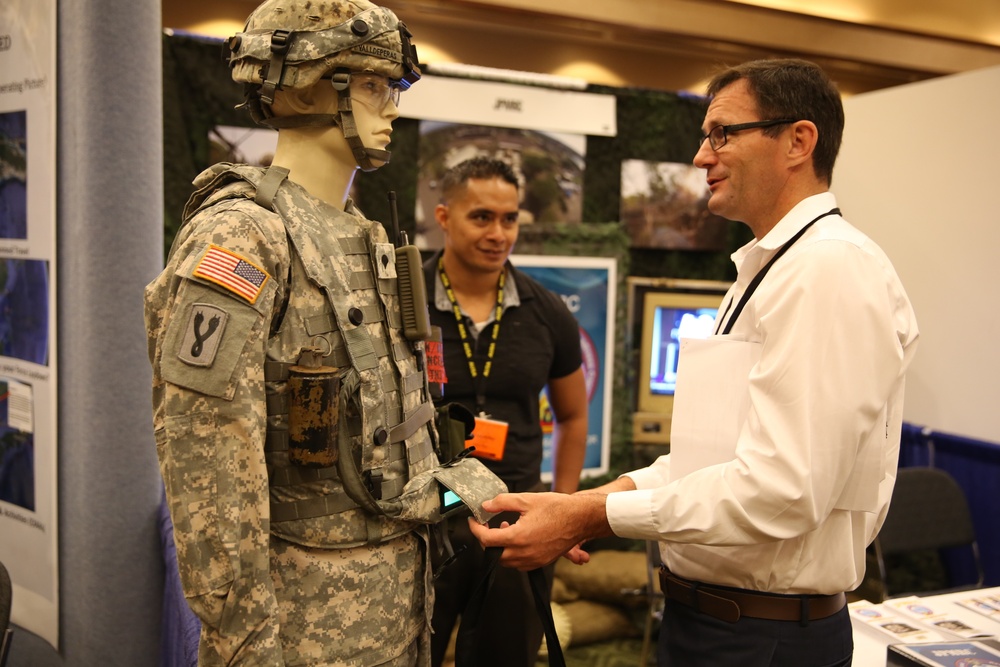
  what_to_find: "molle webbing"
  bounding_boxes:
[266,429,436,523]
[265,370,434,448]
[389,401,435,445]
[268,462,342,487]
[268,490,360,523]
[266,325,409,374]
[266,358,424,399]
[267,440,425,487]
[200,164,440,537]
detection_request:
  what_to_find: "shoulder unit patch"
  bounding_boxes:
[178,303,229,367]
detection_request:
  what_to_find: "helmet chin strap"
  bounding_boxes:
[256,72,390,172]
[331,73,390,172]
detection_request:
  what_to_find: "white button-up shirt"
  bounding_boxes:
[606,192,919,595]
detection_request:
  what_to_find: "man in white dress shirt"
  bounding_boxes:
[469,58,919,666]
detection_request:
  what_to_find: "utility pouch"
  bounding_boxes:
[385,454,507,525]
[435,402,476,461]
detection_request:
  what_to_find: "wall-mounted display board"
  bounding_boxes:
[0,0,59,649]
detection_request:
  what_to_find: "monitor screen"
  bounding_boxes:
[648,305,719,396]
[629,278,729,417]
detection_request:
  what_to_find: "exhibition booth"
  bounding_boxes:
[1,4,998,665]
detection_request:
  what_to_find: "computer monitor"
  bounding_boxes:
[627,278,729,445]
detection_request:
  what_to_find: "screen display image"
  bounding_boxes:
[627,278,729,445]
[648,305,719,397]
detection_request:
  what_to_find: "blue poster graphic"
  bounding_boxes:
[512,256,615,479]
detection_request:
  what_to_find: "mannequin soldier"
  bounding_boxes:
[145,1,503,665]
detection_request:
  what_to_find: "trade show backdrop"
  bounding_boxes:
[163,32,751,483]
[160,25,1000,603]
[161,31,754,481]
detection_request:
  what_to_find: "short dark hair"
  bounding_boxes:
[707,59,845,185]
[439,157,519,204]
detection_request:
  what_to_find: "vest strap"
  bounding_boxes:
[389,401,435,445]
[254,165,290,210]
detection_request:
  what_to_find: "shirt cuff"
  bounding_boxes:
[606,487,660,540]
[623,461,670,490]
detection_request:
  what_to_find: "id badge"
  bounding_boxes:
[468,416,509,461]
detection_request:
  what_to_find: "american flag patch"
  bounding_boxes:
[193,244,270,304]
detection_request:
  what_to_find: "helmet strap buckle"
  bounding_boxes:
[330,69,351,93]
[260,29,293,106]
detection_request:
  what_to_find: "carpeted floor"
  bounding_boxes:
[539,637,648,666]
[444,636,648,667]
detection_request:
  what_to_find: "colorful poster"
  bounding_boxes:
[0,0,59,648]
[510,255,616,479]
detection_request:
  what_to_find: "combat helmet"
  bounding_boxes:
[227,0,420,170]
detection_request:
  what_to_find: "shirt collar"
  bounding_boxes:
[731,192,839,267]
[433,261,521,316]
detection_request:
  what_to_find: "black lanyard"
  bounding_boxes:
[438,257,505,413]
[715,208,840,336]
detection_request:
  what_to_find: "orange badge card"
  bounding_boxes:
[468,416,509,461]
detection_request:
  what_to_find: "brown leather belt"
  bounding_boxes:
[659,567,846,624]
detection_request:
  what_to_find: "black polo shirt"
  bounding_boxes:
[423,253,583,489]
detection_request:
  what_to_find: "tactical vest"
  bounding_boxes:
[182,163,447,548]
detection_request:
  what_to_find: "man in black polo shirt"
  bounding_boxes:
[423,157,588,667]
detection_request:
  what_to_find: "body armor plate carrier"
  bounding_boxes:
[182,163,505,548]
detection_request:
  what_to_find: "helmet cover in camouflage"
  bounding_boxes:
[228,0,420,98]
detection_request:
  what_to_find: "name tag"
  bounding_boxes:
[468,416,509,461]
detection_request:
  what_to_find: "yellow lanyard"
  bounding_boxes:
[438,257,505,411]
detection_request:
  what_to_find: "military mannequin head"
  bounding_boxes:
[227,0,420,172]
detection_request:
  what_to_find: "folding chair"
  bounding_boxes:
[873,467,985,600]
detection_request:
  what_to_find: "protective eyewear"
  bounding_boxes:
[346,73,403,111]
[700,119,798,151]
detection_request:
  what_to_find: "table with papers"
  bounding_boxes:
[850,587,1000,665]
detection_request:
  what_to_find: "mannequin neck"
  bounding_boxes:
[270,126,358,210]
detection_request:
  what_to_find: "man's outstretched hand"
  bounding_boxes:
[467,491,614,570]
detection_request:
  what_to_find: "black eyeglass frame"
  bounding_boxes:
[700,118,799,151]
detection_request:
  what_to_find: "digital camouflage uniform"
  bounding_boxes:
[148,161,505,665]
[146,162,422,665]
[146,3,504,663]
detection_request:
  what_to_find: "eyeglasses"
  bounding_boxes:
[699,119,798,151]
[346,73,403,111]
